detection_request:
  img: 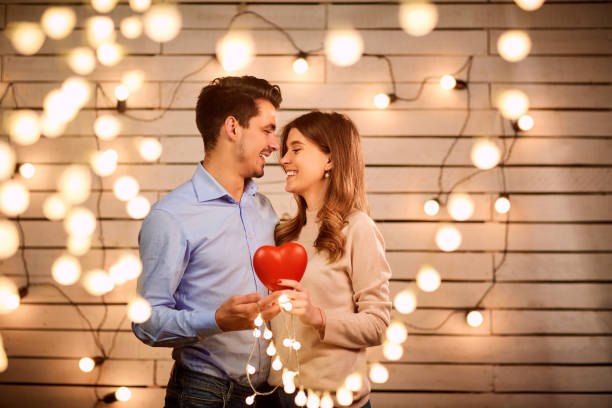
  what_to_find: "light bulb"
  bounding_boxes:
[64,207,96,238]
[41,7,76,40]
[266,341,276,356]
[19,163,35,179]
[278,294,290,304]
[138,138,162,161]
[284,382,296,395]
[416,265,441,292]
[122,70,145,92]
[143,3,182,43]
[382,341,404,360]
[466,310,484,327]
[246,363,256,375]
[440,75,457,90]
[85,16,115,47]
[393,288,417,314]
[130,0,151,12]
[91,149,118,177]
[128,296,152,323]
[497,30,532,62]
[253,328,262,338]
[91,0,119,14]
[0,220,19,260]
[7,22,45,55]
[399,1,439,37]
[246,394,255,406]
[345,373,363,392]
[83,269,114,296]
[282,370,296,387]
[282,302,293,312]
[0,142,16,181]
[115,85,130,102]
[58,165,91,205]
[471,139,501,170]
[121,16,143,39]
[263,328,273,340]
[67,47,96,75]
[0,276,20,314]
[374,93,390,109]
[385,321,408,344]
[424,198,440,216]
[40,113,67,138]
[435,225,462,252]
[292,341,301,351]
[283,338,292,348]
[94,115,121,140]
[44,89,78,124]
[447,193,475,221]
[254,313,263,326]
[293,57,309,74]
[498,89,529,120]
[67,235,91,256]
[114,176,139,201]
[127,196,151,219]
[216,31,255,72]
[517,114,534,131]
[5,110,41,146]
[320,392,333,408]
[115,386,131,402]
[62,77,91,109]
[79,357,95,373]
[513,0,545,11]
[43,194,68,221]
[325,29,363,67]
[306,391,319,408]
[336,386,353,407]
[110,253,143,282]
[295,389,307,406]
[52,254,81,286]
[495,195,511,214]
[97,42,124,66]
[272,355,283,371]
[0,180,30,216]
[369,363,389,383]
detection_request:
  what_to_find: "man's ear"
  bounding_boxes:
[223,116,241,142]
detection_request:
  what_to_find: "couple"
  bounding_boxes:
[132,76,392,408]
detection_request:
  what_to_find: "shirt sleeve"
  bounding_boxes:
[322,213,392,349]
[131,209,222,347]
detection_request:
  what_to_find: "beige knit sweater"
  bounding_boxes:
[268,210,392,407]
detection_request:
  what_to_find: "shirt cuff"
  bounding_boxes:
[191,310,223,339]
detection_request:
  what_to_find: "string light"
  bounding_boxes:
[67,47,96,75]
[94,114,121,140]
[495,195,511,214]
[283,338,292,348]
[130,0,151,12]
[295,389,307,406]
[64,207,96,238]
[103,387,132,403]
[43,194,68,221]
[6,22,45,55]
[325,29,363,67]
[58,165,92,205]
[254,313,264,326]
[253,328,262,338]
[97,42,124,66]
[293,55,309,75]
[127,196,151,219]
[0,142,16,181]
[110,253,143,282]
[51,254,81,286]
[344,373,363,392]
[67,235,91,256]
[78,356,102,373]
[515,114,534,132]
[393,287,417,314]
[122,70,145,92]
[498,89,529,120]
[0,220,19,260]
[263,327,273,340]
[85,16,115,47]
[320,392,333,408]
[41,7,76,40]
[466,310,484,328]
[382,341,403,360]
[292,340,301,351]
[114,176,139,201]
[497,30,532,62]
[272,355,283,371]
[471,138,501,170]
[435,225,462,252]
[120,16,143,39]
[369,363,389,383]
[386,321,408,344]
[62,77,91,110]
[440,75,467,90]
[127,296,152,323]
[266,341,277,356]
[44,89,78,124]
[143,3,182,43]
[246,394,255,405]
[374,93,394,109]
[18,163,35,179]
[423,198,440,216]
[40,113,67,138]
[335,386,353,406]
[447,193,475,221]
[5,109,41,146]
[91,149,119,177]
[91,0,119,14]
[306,390,320,408]
[115,85,129,113]
[216,31,255,72]
[0,276,20,314]
[83,269,114,296]
[416,265,441,292]
[513,0,545,11]
[138,138,162,161]
[0,180,30,217]
[399,1,439,37]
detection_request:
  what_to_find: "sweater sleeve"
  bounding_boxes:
[322,213,392,349]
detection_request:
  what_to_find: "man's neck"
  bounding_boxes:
[202,157,245,203]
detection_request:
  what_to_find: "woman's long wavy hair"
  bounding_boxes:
[274,111,369,263]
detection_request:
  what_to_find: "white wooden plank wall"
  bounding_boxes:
[0,1,611,407]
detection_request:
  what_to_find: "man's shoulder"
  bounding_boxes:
[152,179,195,213]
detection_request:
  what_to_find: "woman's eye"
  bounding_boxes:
[292,149,300,153]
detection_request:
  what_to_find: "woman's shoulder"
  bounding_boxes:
[345,210,377,232]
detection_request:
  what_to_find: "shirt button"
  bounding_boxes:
[248,234,253,239]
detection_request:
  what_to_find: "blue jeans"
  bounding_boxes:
[164,363,276,408]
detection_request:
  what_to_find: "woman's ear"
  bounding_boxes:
[325,156,333,171]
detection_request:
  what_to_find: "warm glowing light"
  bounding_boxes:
[18,163,35,179]
[345,373,363,392]
[52,254,81,286]
[216,31,255,72]
[386,321,408,344]
[399,1,439,37]
[393,288,417,314]
[127,196,150,219]
[120,16,143,39]
[138,138,162,161]
[143,3,182,43]
[283,338,292,348]
[498,89,529,120]
[382,341,404,360]
[471,139,501,170]
[91,0,119,14]
[295,389,307,406]
[114,176,139,201]
[325,29,363,67]
[97,42,124,66]
[62,77,91,109]
[374,93,391,109]
[64,207,96,238]
[115,84,130,102]
[5,110,41,146]
[292,340,301,351]
[86,16,115,47]
[43,194,67,221]
[424,198,440,216]
[495,195,511,214]
[83,269,114,296]
[497,30,532,62]
[128,296,152,323]
[67,235,91,256]
[246,363,256,375]
[7,22,45,55]
[40,113,67,138]
[263,328,273,340]
[79,357,95,373]
[58,165,91,205]
[514,0,545,11]
[0,142,16,181]
[115,387,131,402]
[91,149,118,177]
[272,355,283,371]
[467,310,484,327]
[0,220,19,260]
[266,341,276,356]
[369,363,389,383]
[336,386,353,406]
[246,395,255,406]
[253,328,261,338]
[416,265,441,292]
[0,276,19,314]
[122,70,145,92]
[306,390,320,408]
[435,225,462,252]
[254,313,264,327]
[41,7,76,40]
[0,334,7,372]
[320,392,333,408]
[94,115,121,140]
[293,57,309,75]
[130,0,151,12]
[0,180,30,216]
[440,75,457,90]
[113,253,143,282]
[448,193,475,221]
[67,47,96,75]
[517,114,534,131]
[282,301,293,312]
[44,89,78,124]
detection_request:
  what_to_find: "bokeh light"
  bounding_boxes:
[325,29,363,67]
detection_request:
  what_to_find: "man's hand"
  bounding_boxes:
[258,292,282,322]
[215,293,262,332]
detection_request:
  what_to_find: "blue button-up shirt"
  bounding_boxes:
[132,163,278,386]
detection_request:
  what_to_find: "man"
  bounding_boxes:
[132,76,283,407]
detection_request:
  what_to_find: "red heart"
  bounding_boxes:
[253,243,308,292]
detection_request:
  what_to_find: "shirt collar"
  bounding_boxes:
[192,163,258,203]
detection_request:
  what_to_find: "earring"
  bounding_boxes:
[324,170,330,179]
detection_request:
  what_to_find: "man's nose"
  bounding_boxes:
[269,134,280,151]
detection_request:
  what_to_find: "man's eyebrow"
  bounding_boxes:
[263,123,276,130]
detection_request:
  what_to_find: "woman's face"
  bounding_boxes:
[279,128,331,197]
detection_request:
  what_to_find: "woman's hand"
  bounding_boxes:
[277,279,324,332]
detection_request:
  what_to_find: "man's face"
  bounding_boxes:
[236,99,279,178]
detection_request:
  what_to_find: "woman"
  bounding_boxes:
[268,111,392,408]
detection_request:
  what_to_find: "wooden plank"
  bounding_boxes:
[481,283,612,309]
[495,366,612,392]
[20,220,141,248]
[491,84,612,109]
[492,194,612,222]
[393,309,491,335]
[384,252,492,281]
[490,29,612,55]
[495,253,612,282]
[492,311,612,335]
[375,364,492,391]
[156,359,173,386]
[0,304,130,330]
